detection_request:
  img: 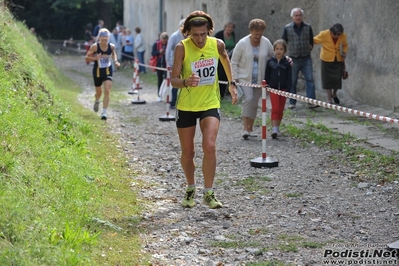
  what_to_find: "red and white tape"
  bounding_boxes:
[219,80,399,125]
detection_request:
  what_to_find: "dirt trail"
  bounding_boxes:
[57,55,399,266]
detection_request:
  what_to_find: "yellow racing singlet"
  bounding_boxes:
[177,36,220,111]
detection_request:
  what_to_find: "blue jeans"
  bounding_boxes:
[290,55,316,105]
[137,51,146,73]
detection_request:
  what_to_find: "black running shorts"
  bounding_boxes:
[176,108,220,128]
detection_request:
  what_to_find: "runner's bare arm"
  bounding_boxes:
[171,42,186,88]
[217,39,237,104]
[85,43,99,62]
[111,44,120,68]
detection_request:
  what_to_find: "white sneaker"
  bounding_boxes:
[157,97,162,102]
[271,128,278,139]
[249,132,258,137]
[242,131,249,140]
[101,110,107,120]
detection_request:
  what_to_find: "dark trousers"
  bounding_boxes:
[170,88,178,107]
[217,60,228,98]
[156,69,166,95]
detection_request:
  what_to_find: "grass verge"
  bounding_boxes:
[284,119,399,182]
[0,8,148,265]
[221,96,399,183]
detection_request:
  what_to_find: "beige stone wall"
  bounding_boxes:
[123,0,230,67]
[125,0,399,111]
[164,0,230,35]
[123,0,159,59]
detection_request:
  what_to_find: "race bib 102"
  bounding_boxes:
[191,58,217,86]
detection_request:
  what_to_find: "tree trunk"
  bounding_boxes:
[98,0,112,30]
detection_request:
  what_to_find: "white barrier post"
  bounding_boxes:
[250,80,278,168]
[128,60,139,94]
[159,67,175,121]
[131,60,146,104]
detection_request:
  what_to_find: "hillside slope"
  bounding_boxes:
[0,8,143,265]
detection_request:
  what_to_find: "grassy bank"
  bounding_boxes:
[0,8,146,265]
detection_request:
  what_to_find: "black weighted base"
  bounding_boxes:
[128,87,142,94]
[159,115,175,121]
[131,99,146,104]
[250,157,279,168]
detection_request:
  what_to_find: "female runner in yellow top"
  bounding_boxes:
[171,10,237,209]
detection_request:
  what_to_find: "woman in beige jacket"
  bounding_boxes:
[231,19,274,140]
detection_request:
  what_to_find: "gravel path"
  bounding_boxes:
[57,56,399,266]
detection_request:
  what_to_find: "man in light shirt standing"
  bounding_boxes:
[134,27,146,74]
[165,19,185,108]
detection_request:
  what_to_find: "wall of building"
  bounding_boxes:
[123,0,230,67]
[123,0,159,57]
[315,0,399,111]
[124,0,399,111]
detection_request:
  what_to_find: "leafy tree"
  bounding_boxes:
[7,0,122,40]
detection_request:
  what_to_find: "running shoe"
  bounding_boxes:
[242,131,249,140]
[93,100,100,112]
[271,127,279,139]
[101,110,107,120]
[249,132,258,137]
[203,190,222,209]
[182,187,196,208]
